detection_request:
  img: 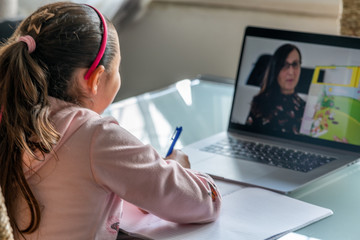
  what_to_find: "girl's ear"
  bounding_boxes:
[87,65,105,95]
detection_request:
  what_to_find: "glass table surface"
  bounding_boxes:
[104,78,233,156]
[104,78,360,240]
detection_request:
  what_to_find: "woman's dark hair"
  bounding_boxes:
[247,44,302,120]
[261,43,302,95]
[0,2,118,237]
[246,54,272,87]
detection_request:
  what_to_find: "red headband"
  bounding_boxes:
[84,5,108,80]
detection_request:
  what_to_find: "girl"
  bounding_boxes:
[0,2,221,239]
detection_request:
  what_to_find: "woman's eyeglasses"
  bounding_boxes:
[282,61,301,71]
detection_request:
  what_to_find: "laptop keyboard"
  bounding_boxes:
[200,137,337,173]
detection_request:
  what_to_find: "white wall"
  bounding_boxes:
[0,0,18,18]
[115,0,342,100]
[15,0,126,19]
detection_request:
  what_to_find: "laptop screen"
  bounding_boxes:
[229,26,360,151]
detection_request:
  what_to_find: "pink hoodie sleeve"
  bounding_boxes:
[89,117,221,224]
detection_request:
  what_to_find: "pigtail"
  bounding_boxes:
[0,35,60,236]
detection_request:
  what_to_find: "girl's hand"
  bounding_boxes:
[165,149,190,168]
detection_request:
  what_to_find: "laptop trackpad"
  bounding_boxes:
[192,155,276,182]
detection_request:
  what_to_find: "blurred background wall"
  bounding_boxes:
[116,0,342,100]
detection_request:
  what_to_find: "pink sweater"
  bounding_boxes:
[17,97,221,240]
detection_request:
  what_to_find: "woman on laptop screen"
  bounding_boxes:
[246,44,306,134]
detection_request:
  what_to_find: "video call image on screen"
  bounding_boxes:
[231,36,360,146]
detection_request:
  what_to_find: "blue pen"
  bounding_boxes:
[165,126,183,157]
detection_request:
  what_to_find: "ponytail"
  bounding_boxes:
[0,2,118,237]
[0,35,60,236]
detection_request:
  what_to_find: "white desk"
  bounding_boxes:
[105,77,360,239]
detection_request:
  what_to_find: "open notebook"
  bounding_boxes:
[182,26,360,194]
[118,183,332,240]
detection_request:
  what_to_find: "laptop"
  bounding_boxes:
[182,26,360,194]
